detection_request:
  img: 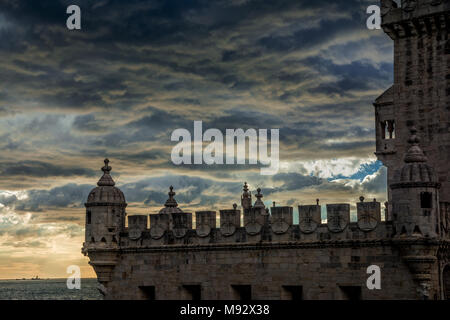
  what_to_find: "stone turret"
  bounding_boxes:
[390,127,441,238]
[82,159,127,295]
[389,128,442,299]
[84,159,127,246]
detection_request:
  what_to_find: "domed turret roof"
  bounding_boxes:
[86,159,126,205]
[391,128,438,186]
[159,186,183,214]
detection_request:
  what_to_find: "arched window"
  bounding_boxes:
[420,192,432,209]
[380,120,395,139]
[86,210,92,224]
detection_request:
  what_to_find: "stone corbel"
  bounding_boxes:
[402,254,437,299]
[397,240,439,299]
[87,249,120,289]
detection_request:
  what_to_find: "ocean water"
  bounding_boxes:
[0,278,103,300]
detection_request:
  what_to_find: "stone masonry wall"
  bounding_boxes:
[104,244,426,300]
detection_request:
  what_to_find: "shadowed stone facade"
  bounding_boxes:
[374,0,450,205]
[82,0,450,300]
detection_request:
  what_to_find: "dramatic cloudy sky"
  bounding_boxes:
[0,0,393,279]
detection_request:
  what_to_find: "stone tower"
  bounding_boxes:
[83,159,127,289]
[85,159,127,245]
[374,0,450,215]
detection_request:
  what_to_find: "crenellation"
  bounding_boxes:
[381,0,450,40]
[127,215,148,240]
[195,211,216,238]
[357,197,382,232]
[243,207,265,236]
[149,214,169,241]
[298,204,321,234]
[219,208,241,237]
[172,211,192,239]
[116,199,395,248]
[326,204,350,233]
[270,206,293,235]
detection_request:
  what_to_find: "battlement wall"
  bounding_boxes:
[381,0,450,33]
[108,199,394,249]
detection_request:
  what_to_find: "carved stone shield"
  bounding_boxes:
[195,211,216,237]
[149,214,169,239]
[244,208,263,235]
[298,205,321,234]
[172,212,192,238]
[128,215,147,240]
[357,201,381,231]
[326,204,350,233]
[128,227,141,240]
[196,224,211,237]
[219,209,240,236]
[270,207,293,234]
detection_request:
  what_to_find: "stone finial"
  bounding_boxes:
[373,198,377,202]
[164,185,178,208]
[360,196,365,202]
[254,188,265,209]
[233,203,237,210]
[243,182,250,196]
[97,158,115,186]
[404,127,427,163]
[316,199,319,205]
[241,182,252,210]
[102,158,111,173]
[273,201,276,207]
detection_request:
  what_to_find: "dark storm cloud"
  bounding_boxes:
[72,114,110,133]
[304,57,392,96]
[6,175,243,213]
[0,161,96,178]
[121,175,242,206]
[0,0,390,213]
[272,173,322,191]
[258,16,357,52]
[14,183,92,212]
[4,169,373,214]
[0,0,389,113]
[319,140,374,152]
